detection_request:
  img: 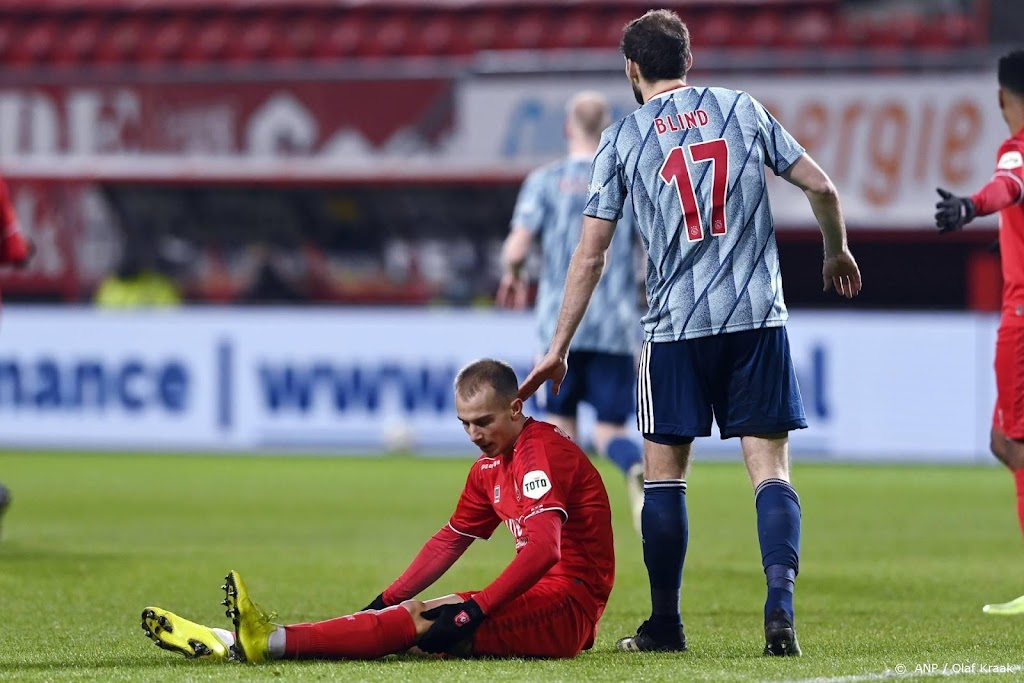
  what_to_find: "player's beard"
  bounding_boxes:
[631,81,644,105]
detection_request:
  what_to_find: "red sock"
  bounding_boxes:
[1015,469,1024,537]
[283,606,417,660]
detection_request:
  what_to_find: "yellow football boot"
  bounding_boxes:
[983,593,1024,615]
[141,607,230,660]
[222,570,278,663]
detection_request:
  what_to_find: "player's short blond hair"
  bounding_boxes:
[454,359,519,403]
[567,91,611,141]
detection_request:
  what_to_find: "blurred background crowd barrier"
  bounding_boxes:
[0,0,1016,458]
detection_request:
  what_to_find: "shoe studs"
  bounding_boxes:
[222,574,241,625]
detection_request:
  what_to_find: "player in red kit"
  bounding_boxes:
[139,358,615,662]
[935,49,1024,615]
[0,174,32,540]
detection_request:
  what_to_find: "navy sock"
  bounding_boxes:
[606,436,643,475]
[642,480,687,628]
[755,478,801,622]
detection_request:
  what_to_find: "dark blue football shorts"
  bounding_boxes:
[538,350,635,425]
[636,326,807,443]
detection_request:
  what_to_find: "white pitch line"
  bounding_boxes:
[789,664,1024,683]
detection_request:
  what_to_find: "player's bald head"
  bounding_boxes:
[454,359,520,403]
[998,50,1024,98]
[567,91,611,142]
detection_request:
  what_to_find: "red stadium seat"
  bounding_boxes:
[742,9,784,48]
[14,18,59,66]
[783,8,833,49]
[697,9,734,48]
[365,13,413,57]
[838,12,871,48]
[506,9,548,51]
[864,12,924,48]
[282,13,320,61]
[465,11,501,53]
[237,13,277,62]
[597,9,636,51]
[320,15,366,59]
[414,14,457,56]
[934,12,977,47]
[0,21,16,63]
[552,8,597,50]
[96,16,146,65]
[140,16,190,64]
[53,16,102,65]
[185,14,231,63]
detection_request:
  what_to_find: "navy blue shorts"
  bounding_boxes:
[636,327,807,442]
[539,350,635,425]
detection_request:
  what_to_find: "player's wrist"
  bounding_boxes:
[466,596,488,616]
[963,197,977,222]
[504,261,525,279]
[822,237,848,258]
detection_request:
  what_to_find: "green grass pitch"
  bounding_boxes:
[1,452,1023,682]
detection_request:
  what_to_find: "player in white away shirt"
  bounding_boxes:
[498,92,646,532]
[520,8,861,657]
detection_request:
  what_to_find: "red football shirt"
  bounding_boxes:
[447,418,615,621]
[973,126,1024,325]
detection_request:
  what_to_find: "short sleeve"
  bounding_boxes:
[993,139,1024,203]
[750,95,805,176]
[515,433,569,523]
[510,167,550,234]
[584,125,628,222]
[448,463,502,540]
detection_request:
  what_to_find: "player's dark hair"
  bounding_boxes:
[455,359,519,402]
[620,9,691,83]
[998,50,1024,97]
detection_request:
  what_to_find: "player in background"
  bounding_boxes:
[141,359,615,662]
[497,90,646,531]
[934,49,1024,616]
[0,174,33,541]
[520,9,861,656]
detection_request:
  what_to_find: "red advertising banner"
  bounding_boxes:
[0,78,453,162]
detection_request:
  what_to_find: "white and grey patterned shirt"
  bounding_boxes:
[585,85,804,341]
[512,155,640,355]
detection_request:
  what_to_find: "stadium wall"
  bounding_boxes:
[0,72,1004,228]
[0,307,998,463]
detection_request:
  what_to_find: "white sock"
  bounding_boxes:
[268,626,286,658]
[211,627,235,648]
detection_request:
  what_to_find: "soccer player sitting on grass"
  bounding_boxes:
[140,358,615,661]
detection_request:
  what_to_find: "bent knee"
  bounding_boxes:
[399,599,427,616]
[991,433,1007,459]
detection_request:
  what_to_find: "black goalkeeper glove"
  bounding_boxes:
[361,593,389,611]
[935,187,976,233]
[418,599,486,654]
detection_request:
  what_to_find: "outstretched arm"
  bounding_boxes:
[376,526,475,607]
[472,510,563,614]
[416,510,564,654]
[782,153,862,298]
[519,216,616,398]
[937,141,1024,232]
[935,175,1022,234]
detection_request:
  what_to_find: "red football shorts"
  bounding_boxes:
[993,324,1024,440]
[457,579,598,658]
